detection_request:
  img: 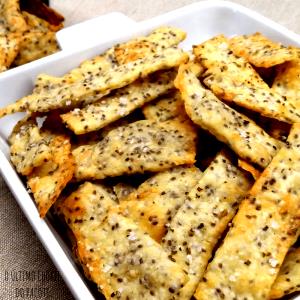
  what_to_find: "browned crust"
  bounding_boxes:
[28,134,74,217]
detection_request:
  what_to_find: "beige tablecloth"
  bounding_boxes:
[0,1,299,299]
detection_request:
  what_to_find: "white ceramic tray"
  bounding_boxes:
[0,1,299,299]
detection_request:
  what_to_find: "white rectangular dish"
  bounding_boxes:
[0,1,299,299]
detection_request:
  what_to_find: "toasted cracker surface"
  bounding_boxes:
[13,30,59,66]
[272,49,300,108]
[0,47,187,117]
[194,124,300,300]
[113,26,186,65]
[0,0,27,33]
[22,11,63,32]
[61,70,176,134]
[162,151,251,299]
[88,212,188,299]
[9,116,52,176]
[270,248,300,299]
[28,133,74,218]
[59,181,116,227]
[60,186,188,300]
[65,55,114,83]
[175,61,281,168]
[0,33,20,71]
[119,165,202,241]
[58,181,117,277]
[73,119,197,180]
[229,33,297,68]
[142,91,188,122]
[193,35,300,123]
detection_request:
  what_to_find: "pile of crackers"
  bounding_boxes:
[1,26,300,300]
[0,0,63,72]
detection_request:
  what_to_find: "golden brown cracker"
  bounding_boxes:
[28,134,74,218]
[61,70,176,134]
[195,199,299,300]
[229,33,297,68]
[162,151,252,299]
[194,124,300,300]
[9,116,52,176]
[22,11,63,32]
[119,165,202,241]
[13,30,59,66]
[0,33,20,71]
[59,182,188,299]
[272,49,300,107]
[65,55,114,83]
[57,182,117,257]
[175,61,281,168]
[71,117,132,150]
[0,47,188,117]
[113,26,186,65]
[73,211,188,299]
[0,0,28,33]
[194,35,300,123]
[270,248,300,299]
[59,182,116,228]
[142,91,188,122]
[73,119,197,180]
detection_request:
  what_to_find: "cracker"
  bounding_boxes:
[61,26,184,84]
[36,26,157,90]
[119,165,202,241]
[0,47,188,117]
[0,33,20,71]
[28,133,75,218]
[113,183,136,202]
[229,33,297,68]
[73,119,197,180]
[0,0,28,33]
[71,118,131,149]
[13,30,59,66]
[193,36,262,83]
[22,11,63,32]
[36,58,112,107]
[67,209,188,299]
[112,26,186,65]
[175,61,281,168]
[65,55,115,83]
[9,116,52,176]
[61,70,176,134]
[59,182,116,228]
[270,248,300,299]
[272,49,300,105]
[61,26,184,82]
[55,182,117,263]
[162,151,252,299]
[194,124,300,300]
[193,35,300,123]
[238,159,261,180]
[142,91,188,122]
[32,54,114,92]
